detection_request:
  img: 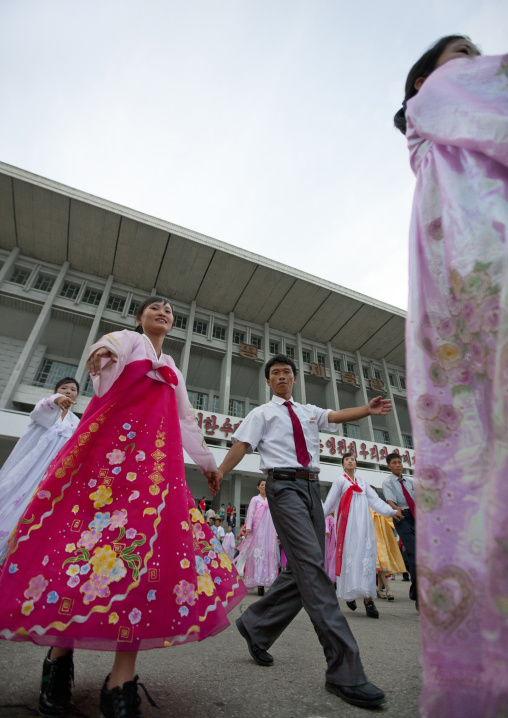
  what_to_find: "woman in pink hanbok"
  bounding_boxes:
[234,478,279,595]
[0,296,246,718]
[395,36,508,717]
[324,512,336,583]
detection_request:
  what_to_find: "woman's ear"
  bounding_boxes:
[414,76,426,91]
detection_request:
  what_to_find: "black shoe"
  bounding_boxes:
[100,674,157,718]
[325,681,386,708]
[38,650,74,717]
[364,601,379,619]
[402,573,410,581]
[346,600,357,611]
[257,586,265,596]
[236,617,273,667]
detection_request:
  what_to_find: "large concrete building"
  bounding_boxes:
[0,162,414,519]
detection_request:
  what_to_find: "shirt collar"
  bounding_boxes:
[271,395,295,406]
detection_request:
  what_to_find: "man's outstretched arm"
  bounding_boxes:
[328,396,392,424]
[208,441,250,496]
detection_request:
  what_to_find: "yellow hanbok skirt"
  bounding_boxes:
[370,509,406,574]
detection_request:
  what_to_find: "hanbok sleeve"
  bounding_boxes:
[88,330,136,398]
[406,55,508,168]
[29,394,64,429]
[172,366,217,475]
[323,479,343,518]
[364,482,396,518]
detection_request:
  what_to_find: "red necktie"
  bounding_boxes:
[283,401,310,467]
[399,478,415,518]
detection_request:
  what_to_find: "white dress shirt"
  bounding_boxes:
[231,395,337,473]
[382,474,415,509]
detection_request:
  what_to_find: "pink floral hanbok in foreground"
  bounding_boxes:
[405,54,508,716]
[0,330,246,651]
[234,494,279,589]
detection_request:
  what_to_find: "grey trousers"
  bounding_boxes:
[240,476,367,687]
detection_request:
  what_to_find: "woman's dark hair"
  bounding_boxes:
[257,478,266,487]
[264,354,298,380]
[394,35,473,135]
[134,295,172,333]
[55,377,80,394]
[341,452,356,467]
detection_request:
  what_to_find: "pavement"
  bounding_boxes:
[0,579,421,718]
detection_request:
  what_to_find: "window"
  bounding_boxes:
[347,362,355,373]
[389,374,396,387]
[317,354,326,366]
[251,335,262,349]
[34,359,77,389]
[228,399,245,418]
[402,434,414,449]
[173,314,188,330]
[374,429,390,444]
[106,295,126,313]
[188,391,209,411]
[8,266,30,285]
[127,300,139,316]
[34,274,55,292]
[286,345,295,358]
[374,370,382,380]
[400,377,406,390]
[60,282,80,300]
[212,324,226,340]
[233,330,245,345]
[362,367,369,380]
[270,341,279,354]
[193,320,208,336]
[248,402,259,412]
[211,396,220,412]
[82,375,95,398]
[343,423,361,439]
[302,350,311,363]
[333,358,341,373]
[82,288,103,306]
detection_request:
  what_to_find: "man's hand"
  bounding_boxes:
[393,508,404,521]
[205,469,223,497]
[54,395,77,411]
[368,396,392,416]
[86,347,117,376]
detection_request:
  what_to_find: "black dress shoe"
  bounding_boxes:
[364,601,379,619]
[236,617,273,666]
[39,650,74,717]
[346,600,357,611]
[257,586,265,596]
[325,681,386,708]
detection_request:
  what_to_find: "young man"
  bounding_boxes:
[381,453,417,606]
[215,516,225,542]
[209,355,392,709]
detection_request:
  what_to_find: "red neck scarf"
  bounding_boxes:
[335,473,363,576]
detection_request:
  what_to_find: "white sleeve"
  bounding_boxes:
[323,478,343,518]
[365,482,396,517]
[231,409,265,452]
[29,394,64,429]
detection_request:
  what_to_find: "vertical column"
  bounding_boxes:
[294,332,306,404]
[231,473,242,520]
[0,262,70,409]
[381,358,404,447]
[258,322,270,404]
[0,247,20,286]
[326,341,340,409]
[180,300,196,381]
[219,312,234,414]
[74,275,115,389]
[355,350,375,441]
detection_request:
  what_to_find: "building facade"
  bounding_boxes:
[0,162,414,521]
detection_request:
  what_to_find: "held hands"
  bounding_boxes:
[205,469,223,497]
[54,395,77,411]
[393,507,405,521]
[368,396,392,416]
[86,347,117,376]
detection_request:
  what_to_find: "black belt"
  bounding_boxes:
[268,468,319,481]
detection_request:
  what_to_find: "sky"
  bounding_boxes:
[0,1,506,310]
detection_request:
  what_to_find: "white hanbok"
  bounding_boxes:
[0,394,79,562]
[222,531,236,560]
[323,472,395,601]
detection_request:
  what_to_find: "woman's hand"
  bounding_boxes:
[86,347,117,376]
[54,395,77,411]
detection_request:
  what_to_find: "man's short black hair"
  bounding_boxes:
[386,452,401,465]
[264,354,298,380]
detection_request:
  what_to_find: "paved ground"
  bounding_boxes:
[0,579,421,718]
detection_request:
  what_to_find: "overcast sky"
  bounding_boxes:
[1,1,506,310]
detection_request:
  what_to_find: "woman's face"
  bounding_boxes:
[343,456,357,471]
[436,38,480,68]
[138,301,173,336]
[258,481,266,497]
[57,382,79,400]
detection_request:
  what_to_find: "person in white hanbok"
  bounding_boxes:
[323,453,403,619]
[0,377,80,563]
[222,524,236,560]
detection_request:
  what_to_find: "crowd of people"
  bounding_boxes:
[0,33,505,718]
